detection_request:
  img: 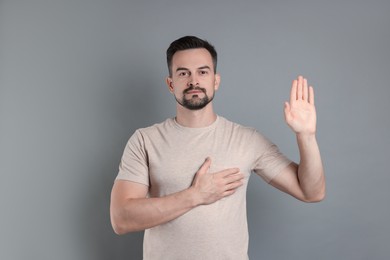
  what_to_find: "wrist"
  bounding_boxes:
[296,133,317,146]
[186,186,203,207]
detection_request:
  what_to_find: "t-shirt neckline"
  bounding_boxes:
[172,115,220,133]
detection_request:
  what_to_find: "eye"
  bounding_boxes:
[178,71,189,77]
[199,70,208,75]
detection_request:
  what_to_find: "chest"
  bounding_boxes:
[145,131,254,197]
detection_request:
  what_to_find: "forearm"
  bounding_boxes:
[111,187,199,234]
[296,133,325,202]
[111,159,243,234]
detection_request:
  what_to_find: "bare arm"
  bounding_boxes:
[270,76,325,202]
[110,157,244,234]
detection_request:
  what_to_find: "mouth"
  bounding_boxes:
[184,87,206,95]
[186,90,204,94]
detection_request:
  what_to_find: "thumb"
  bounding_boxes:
[284,102,291,122]
[197,157,212,175]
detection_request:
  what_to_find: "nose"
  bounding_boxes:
[187,74,199,87]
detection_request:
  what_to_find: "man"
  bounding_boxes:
[110,36,325,260]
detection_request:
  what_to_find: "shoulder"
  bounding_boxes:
[135,118,175,136]
[218,116,272,146]
[218,116,261,136]
[125,118,175,145]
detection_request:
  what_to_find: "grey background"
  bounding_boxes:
[1,0,389,259]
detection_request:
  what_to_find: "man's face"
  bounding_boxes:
[166,48,220,110]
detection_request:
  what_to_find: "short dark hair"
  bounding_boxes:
[166,36,218,76]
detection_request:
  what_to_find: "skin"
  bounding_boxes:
[110,48,325,234]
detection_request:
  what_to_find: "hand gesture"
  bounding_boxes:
[284,76,317,135]
[191,157,244,205]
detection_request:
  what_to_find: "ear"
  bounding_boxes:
[166,77,174,93]
[214,73,221,91]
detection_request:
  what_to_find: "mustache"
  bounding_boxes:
[183,86,206,94]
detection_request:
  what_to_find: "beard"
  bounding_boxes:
[175,86,215,110]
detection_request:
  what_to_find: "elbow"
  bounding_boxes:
[110,214,128,235]
[302,178,326,203]
[111,220,128,235]
[110,210,138,235]
[111,218,140,235]
[304,193,325,203]
[302,188,326,203]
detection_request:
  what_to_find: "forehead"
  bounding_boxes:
[171,48,213,69]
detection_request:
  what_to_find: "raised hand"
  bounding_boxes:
[191,157,244,205]
[284,76,317,135]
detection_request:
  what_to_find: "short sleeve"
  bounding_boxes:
[115,130,150,186]
[251,131,292,183]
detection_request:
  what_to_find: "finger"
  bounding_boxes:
[297,76,303,100]
[217,168,240,178]
[225,181,243,191]
[224,173,244,184]
[222,189,237,197]
[223,181,244,195]
[197,157,212,175]
[309,86,315,105]
[303,78,308,101]
[290,80,297,103]
[284,101,290,113]
[284,102,292,122]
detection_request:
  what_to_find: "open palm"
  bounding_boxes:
[284,76,317,135]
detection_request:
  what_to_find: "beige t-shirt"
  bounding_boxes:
[116,116,292,260]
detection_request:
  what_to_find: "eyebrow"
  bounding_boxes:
[175,67,189,72]
[198,66,211,70]
[175,65,211,72]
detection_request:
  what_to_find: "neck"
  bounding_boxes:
[175,103,217,128]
